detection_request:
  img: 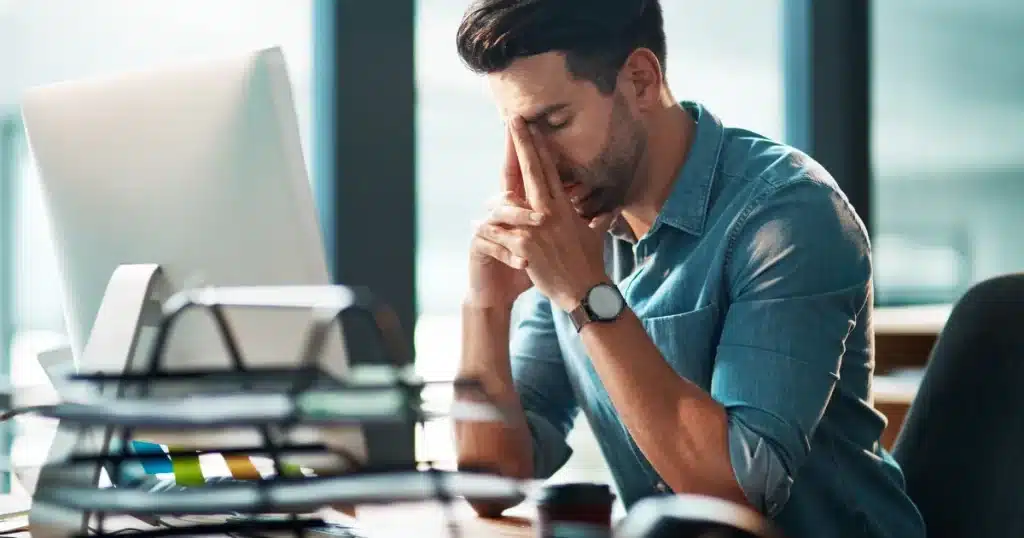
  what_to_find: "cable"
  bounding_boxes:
[88,527,149,535]
[0,527,146,538]
[0,404,56,422]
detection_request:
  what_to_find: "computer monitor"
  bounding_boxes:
[20,47,410,472]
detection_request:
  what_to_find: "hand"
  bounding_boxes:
[477,116,615,312]
[466,128,547,309]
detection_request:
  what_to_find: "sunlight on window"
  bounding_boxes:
[872,1,1024,305]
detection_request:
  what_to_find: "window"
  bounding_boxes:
[1,1,314,489]
[0,119,15,494]
[871,1,1024,305]
[414,0,783,478]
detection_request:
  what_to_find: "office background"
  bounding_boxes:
[0,0,1020,487]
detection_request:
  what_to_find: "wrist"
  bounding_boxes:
[559,272,614,313]
[459,300,516,393]
[462,294,516,313]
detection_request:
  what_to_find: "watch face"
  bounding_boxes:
[588,284,623,319]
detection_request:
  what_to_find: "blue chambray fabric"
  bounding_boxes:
[510,102,926,538]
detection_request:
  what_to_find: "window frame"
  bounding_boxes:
[0,113,21,494]
[318,0,417,467]
[782,0,872,235]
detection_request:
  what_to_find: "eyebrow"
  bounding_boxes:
[522,103,570,125]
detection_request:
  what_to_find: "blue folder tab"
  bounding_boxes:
[130,440,173,474]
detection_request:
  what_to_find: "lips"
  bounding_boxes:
[571,189,609,220]
[563,181,587,198]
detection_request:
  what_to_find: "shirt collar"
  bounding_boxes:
[654,101,725,237]
[607,101,725,243]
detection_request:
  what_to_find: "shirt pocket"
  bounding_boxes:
[640,303,719,391]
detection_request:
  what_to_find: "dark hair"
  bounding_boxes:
[456,0,666,95]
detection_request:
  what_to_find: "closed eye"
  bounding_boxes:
[544,117,572,131]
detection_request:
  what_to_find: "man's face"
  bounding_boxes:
[488,52,647,220]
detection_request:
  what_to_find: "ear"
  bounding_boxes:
[621,48,663,111]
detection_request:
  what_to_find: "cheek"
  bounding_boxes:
[549,126,604,167]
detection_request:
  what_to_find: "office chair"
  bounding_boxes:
[892,274,1024,538]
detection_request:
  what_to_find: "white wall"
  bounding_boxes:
[0,0,312,106]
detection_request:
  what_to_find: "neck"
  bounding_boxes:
[620,98,695,240]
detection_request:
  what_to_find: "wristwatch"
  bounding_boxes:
[568,282,626,332]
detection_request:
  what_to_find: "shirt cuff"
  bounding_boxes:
[523,409,574,479]
[727,416,795,518]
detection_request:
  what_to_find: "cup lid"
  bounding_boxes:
[547,522,613,537]
[536,482,616,507]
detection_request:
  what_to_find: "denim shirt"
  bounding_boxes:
[510,102,926,538]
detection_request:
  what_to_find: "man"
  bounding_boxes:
[453,1,926,537]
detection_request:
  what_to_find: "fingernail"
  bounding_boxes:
[530,212,544,223]
[510,255,525,267]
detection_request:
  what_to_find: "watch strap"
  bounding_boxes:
[568,282,624,332]
[568,302,594,332]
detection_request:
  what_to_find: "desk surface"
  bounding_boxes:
[873,304,951,335]
[358,502,534,537]
[9,501,535,537]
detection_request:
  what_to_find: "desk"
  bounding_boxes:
[358,502,534,537]
[7,499,536,537]
[874,305,949,374]
[873,304,951,336]
[873,372,922,450]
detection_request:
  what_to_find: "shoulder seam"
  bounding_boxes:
[722,177,832,282]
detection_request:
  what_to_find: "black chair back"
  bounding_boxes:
[892,274,1024,538]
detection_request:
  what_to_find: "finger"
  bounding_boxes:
[502,126,524,197]
[588,212,618,233]
[509,116,551,212]
[488,204,545,227]
[471,235,526,270]
[529,125,571,210]
[485,190,529,211]
[476,222,530,259]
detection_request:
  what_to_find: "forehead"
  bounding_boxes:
[486,52,585,120]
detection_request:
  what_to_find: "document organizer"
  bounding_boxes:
[25,264,527,538]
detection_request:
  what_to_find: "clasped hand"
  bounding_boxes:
[472,116,613,312]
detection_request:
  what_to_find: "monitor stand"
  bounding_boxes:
[29,263,167,538]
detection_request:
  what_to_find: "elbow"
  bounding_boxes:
[455,459,529,517]
[727,413,804,518]
[468,500,519,519]
[455,414,536,480]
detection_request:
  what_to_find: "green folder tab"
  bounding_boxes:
[169,450,205,486]
[281,462,305,478]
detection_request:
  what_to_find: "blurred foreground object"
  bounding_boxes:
[535,482,616,537]
[616,494,781,538]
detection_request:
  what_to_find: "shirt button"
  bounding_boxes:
[655,482,669,493]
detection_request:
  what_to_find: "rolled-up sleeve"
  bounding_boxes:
[510,288,579,479]
[712,178,871,517]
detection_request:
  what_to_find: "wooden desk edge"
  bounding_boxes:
[873,304,951,336]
